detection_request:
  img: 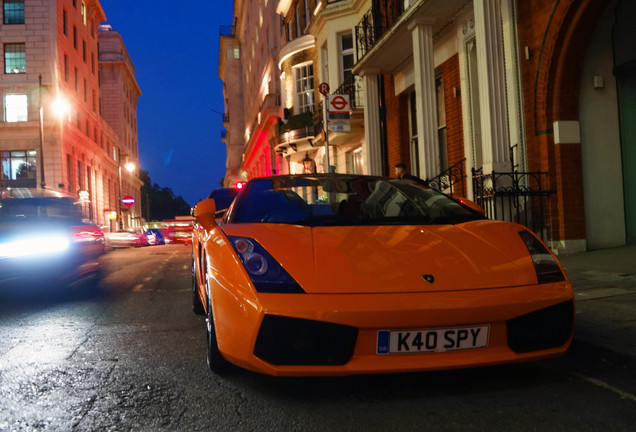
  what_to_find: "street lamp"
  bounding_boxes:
[118,150,137,229]
[302,152,316,173]
[38,74,69,189]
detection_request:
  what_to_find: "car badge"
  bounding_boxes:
[421,274,435,284]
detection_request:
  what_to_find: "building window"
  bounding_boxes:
[294,63,314,114]
[3,0,25,24]
[340,33,354,83]
[81,2,86,25]
[64,54,69,81]
[1,150,37,188]
[4,43,26,74]
[75,68,79,92]
[436,77,448,170]
[304,0,310,28]
[63,9,68,35]
[66,154,74,192]
[73,26,78,49]
[3,93,27,122]
[233,46,240,59]
[82,40,86,61]
[347,147,364,174]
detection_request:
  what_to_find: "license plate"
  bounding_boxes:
[377,325,489,354]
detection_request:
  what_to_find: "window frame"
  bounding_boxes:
[293,62,314,114]
[3,0,25,25]
[3,93,28,122]
[4,43,26,74]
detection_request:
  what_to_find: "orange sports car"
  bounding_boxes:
[191,174,574,376]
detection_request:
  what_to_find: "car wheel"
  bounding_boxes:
[191,256,205,315]
[204,260,233,374]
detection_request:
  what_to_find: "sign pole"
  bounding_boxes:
[323,95,331,172]
[318,82,332,173]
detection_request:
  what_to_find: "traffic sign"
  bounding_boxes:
[122,195,135,207]
[329,95,349,112]
[318,82,330,96]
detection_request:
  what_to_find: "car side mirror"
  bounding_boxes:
[194,198,217,228]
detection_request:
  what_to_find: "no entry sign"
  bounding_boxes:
[122,195,135,207]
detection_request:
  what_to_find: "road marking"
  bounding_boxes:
[540,363,636,403]
[570,372,636,402]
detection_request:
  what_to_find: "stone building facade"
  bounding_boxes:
[0,0,142,229]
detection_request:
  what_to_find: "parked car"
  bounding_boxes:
[191,174,574,376]
[105,229,146,248]
[146,228,165,245]
[0,196,105,290]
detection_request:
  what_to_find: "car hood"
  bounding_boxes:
[222,220,542,294]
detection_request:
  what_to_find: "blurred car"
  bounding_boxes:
[144,229,157,245]
[0,196,105,289]
[207,187,239,218]
[163,219,194,244]
[105,229,147,248]
[146,228,165,245]
[191,174,574,376]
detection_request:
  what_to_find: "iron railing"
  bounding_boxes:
[427,159,466,198]
[334,74,364,110]
[355,1,406,61]
[220,25,235,37]
[472,168,555,242]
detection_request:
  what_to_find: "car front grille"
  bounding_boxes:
[254,315,358,366]
[506,300,574,353]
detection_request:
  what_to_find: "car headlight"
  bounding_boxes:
[0,234,71,259]
[518,230,566,284]
[228,236,304,293]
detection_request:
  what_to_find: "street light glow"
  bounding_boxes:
[124,162,136,173]
[50,96,70,118]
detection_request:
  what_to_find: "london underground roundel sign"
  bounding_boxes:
[122,195,135,207]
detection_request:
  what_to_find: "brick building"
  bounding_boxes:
[0,0,142,229]
[220,0,633,253]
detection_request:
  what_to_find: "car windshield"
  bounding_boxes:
[230,176,484,226]
[0,197,83,222]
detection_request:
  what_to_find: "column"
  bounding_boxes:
[409,19,438,179]
[362,72,383,175]
[474,0,511,173]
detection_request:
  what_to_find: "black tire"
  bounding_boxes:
[191,256,205,315]
[204,261,234,374]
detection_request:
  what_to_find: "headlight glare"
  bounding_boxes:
[0,235,70,258]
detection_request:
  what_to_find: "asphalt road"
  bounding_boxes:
[1,244,635,431]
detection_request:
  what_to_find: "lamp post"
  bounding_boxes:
[118,150,136,229]
[38,75,45,188]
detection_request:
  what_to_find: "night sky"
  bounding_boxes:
[99,0,234,207]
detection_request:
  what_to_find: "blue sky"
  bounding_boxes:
[99,1,234,206]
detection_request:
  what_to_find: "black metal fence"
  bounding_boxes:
[427,159,466,198]
[471,169,555,242]
[355,1,405,61]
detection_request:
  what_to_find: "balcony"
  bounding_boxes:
[355,2,405,61]
[276,111,314,141]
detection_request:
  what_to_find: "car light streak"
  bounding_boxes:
[0,234,70,258]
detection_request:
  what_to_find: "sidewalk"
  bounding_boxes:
[557,245,636,358]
